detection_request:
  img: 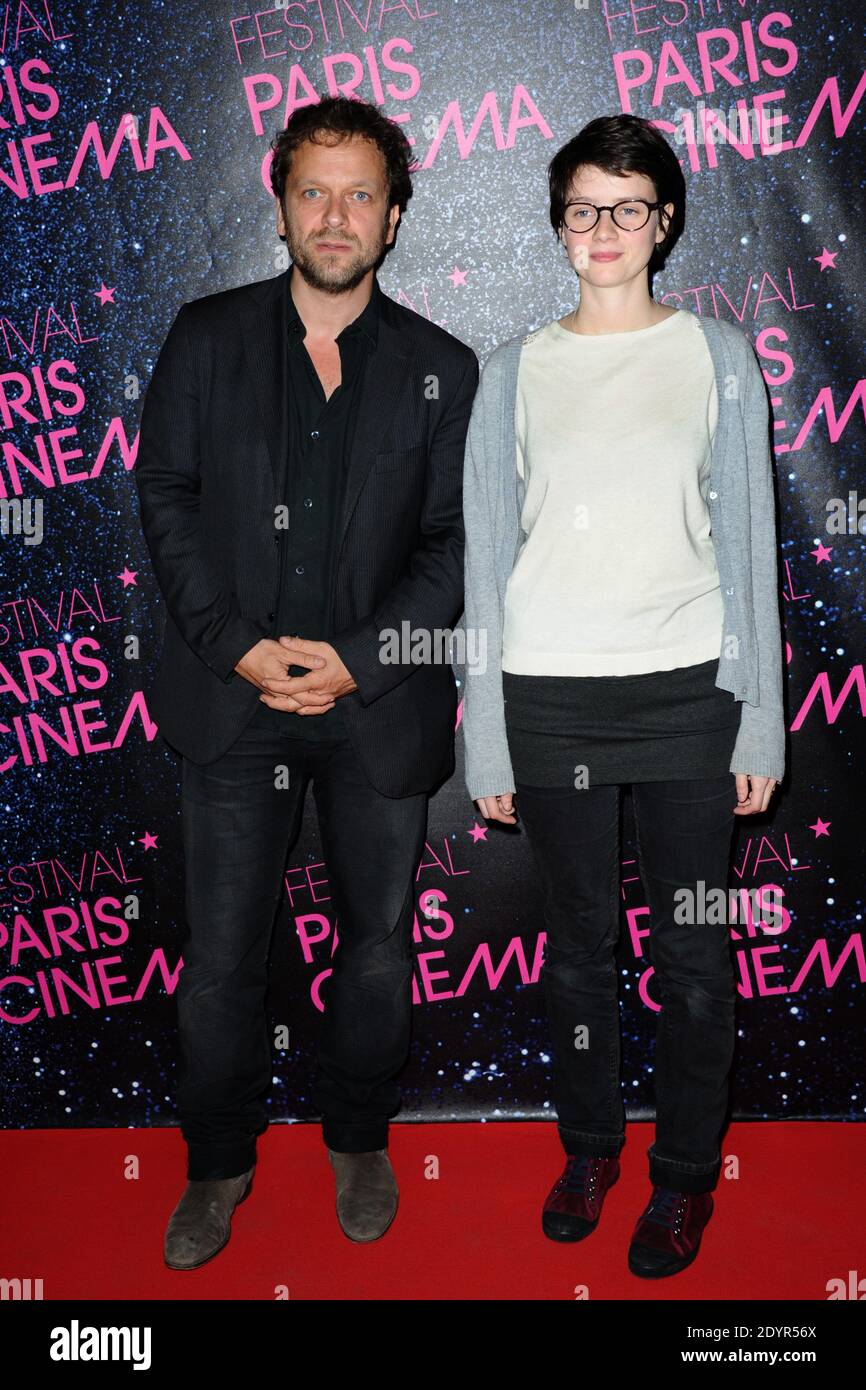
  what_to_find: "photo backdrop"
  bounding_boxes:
[1,0,863,1129]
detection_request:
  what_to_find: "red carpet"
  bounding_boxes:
[2,1122,862,1300]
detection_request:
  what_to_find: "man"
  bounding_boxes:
[135,94,478,1269]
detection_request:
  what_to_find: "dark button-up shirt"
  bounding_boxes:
[252,271,380,738]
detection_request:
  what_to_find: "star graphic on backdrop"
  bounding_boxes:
[810,542,832,564]
[468,822,488,842]
[95,283,116,305]
[809,818,831,838]
[448,266,468,287]
[118,567,138,587]
[814,248,838,271]
[139,831,159,851]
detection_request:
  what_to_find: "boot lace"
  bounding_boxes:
[644,1188,687,1231]
[558,1155,603,1195]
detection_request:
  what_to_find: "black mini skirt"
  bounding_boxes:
[502,658,741,788]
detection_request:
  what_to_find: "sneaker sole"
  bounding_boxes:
[627,1201,712,1279]
[627,1237,702,1279]
[542,1166,620,1243]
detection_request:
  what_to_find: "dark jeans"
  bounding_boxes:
[177,717,428,1180]
[515,774,737,1195]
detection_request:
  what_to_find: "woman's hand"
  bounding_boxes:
[733,773,779,815]
[475,793,518,825]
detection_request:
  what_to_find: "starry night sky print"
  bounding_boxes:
[0,1,863,1129]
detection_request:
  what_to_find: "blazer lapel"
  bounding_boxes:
[335,311,417,547]
[236,268,289,506]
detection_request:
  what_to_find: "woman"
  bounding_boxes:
[461,114,785,1279]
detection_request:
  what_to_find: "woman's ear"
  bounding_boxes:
[656,202,676,244]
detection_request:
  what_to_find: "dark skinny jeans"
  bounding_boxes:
[514,773,737,1195]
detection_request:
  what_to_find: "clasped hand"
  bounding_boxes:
[235,636,357,715]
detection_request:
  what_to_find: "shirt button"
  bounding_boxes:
[295,564,305,575]
[709,490,718,499]
[303,497,313,508]
[267,611,274,621]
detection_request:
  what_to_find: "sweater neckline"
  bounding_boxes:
[549,308,685,342]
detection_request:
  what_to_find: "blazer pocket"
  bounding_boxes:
[372,443,425,472]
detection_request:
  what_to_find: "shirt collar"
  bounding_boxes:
[286,268,381,350]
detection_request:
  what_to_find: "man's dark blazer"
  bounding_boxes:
[134,265,479,797]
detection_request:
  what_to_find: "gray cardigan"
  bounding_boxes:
[460,309,786,800]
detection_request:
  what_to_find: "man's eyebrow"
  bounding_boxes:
[295,177,379,189]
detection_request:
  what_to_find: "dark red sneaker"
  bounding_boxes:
[542,1154,621,1242]
[627,1186,714,1278]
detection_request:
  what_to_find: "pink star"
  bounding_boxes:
[118,567,138,587]
[468,822,488,842]
[448,266,468,287]
[139,831,159,850]
[95,283,116,305]
[810,542,832,564]
[809,818,830,838]
[814,248,838,272]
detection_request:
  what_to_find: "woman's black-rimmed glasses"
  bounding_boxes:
[563,199,662,232]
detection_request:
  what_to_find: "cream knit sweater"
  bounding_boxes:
[502,309,723,676]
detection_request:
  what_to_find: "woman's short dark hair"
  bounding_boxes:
[268,94,414,218]
[548,114,686,275]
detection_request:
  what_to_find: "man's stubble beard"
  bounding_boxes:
[285,219,391,295]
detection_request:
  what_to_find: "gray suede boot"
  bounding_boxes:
[327,1149,398,1242]
[164,1165,255,1270]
